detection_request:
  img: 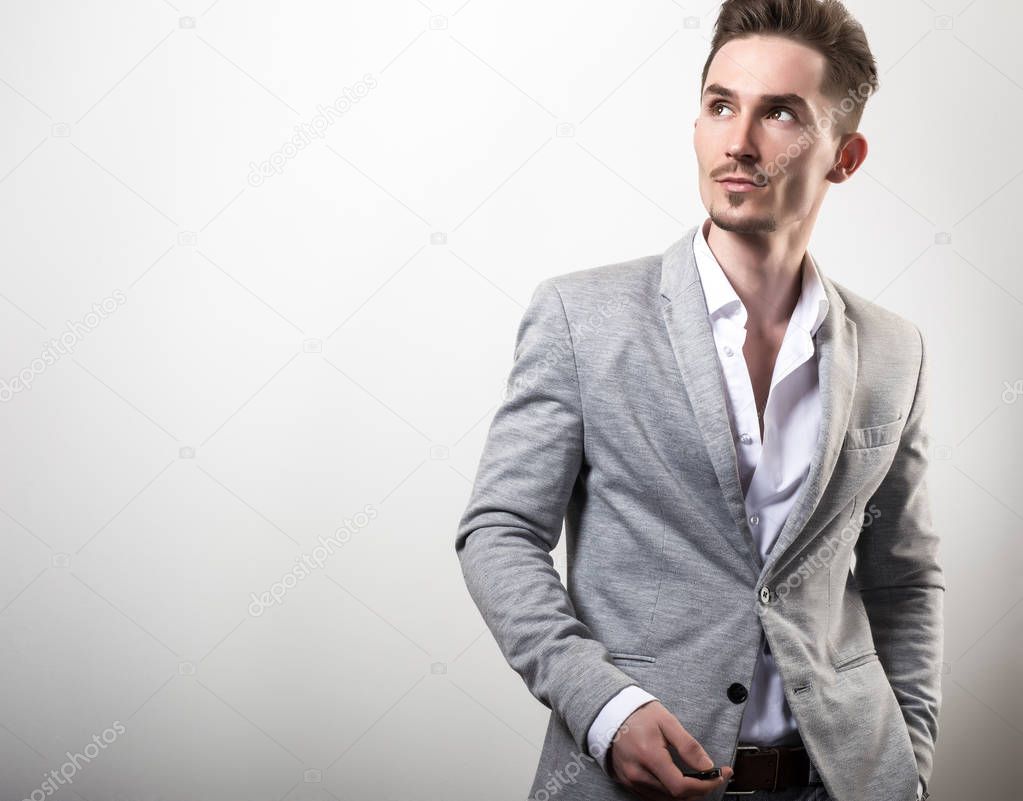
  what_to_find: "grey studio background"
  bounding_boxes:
[0,1,1019,800]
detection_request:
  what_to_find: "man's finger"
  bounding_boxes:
[643,746,727,799]
[657,714,714,772]
[626,763,676,801]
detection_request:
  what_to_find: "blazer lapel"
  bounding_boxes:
[658,225,858,583]
[760,276,857,585]
[660,226,762,578]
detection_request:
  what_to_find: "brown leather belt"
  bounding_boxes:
[724,744,824,794]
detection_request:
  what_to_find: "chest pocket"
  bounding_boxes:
[842,415,903,450]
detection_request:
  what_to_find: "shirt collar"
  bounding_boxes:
[692,218,829,337]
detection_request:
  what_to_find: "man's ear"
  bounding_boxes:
[828,133,868,184]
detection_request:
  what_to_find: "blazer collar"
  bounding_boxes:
[658,223,857,582]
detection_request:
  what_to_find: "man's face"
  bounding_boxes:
[694,34,844,234]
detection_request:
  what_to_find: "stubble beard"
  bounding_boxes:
[709,199,778,234]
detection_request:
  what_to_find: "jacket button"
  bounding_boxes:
[759,586,772,604]
[727,682,748,703]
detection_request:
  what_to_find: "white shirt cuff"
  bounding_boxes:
[586,685,658,773]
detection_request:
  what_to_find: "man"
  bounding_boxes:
[455,1,944,799]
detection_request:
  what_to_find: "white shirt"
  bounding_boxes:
[588,216,830,767]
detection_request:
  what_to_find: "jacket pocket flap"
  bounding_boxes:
[843,415,903,450]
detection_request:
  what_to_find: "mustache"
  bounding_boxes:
[713,165,770,185]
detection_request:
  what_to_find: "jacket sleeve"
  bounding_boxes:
[455,278,638,759]
[854,324,945,800]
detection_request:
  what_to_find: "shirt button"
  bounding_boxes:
[760,586,772,604]
[739,433,753,445]
[723,345,734,357]
[749,513,759,526]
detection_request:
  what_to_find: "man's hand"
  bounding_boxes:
[607,701,733,799]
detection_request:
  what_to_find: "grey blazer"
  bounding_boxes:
[455,223,945,801]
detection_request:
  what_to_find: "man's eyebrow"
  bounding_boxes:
[703,83,812,114]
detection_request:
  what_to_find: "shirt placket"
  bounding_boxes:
[715,314,762,497]
[744,327,816,554]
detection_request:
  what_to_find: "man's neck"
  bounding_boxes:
[703,217,810,335]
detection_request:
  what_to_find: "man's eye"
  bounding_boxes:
[707,102,795,122]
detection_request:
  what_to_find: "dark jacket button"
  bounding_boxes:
[727,682,748,703]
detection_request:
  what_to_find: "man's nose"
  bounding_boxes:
[725,116,759,162]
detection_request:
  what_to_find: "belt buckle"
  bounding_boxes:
[724,745,780,796]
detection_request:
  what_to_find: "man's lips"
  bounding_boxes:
[716,175,766,191]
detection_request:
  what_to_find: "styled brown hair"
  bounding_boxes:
[701,0,879,135]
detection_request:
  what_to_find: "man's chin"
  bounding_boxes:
[709,209,778,234]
